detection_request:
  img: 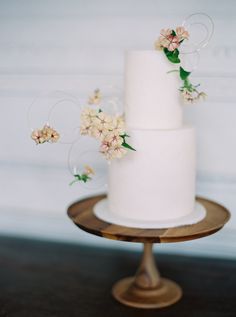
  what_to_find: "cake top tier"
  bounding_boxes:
[124,50,183,130]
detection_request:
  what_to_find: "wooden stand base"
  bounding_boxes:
[68,195,230,310]
[112,243,182,309]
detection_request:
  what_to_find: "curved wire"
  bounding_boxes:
[27,90,81,131]
[27,90,81,144]
[181,12,214,54]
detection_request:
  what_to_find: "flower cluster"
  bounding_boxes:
[80,107,135,160]
[155,26,206,104]
[180,86,207,104]
[70,165,95,185]
[179,66,207,104]
[155,27,189,52]
[31,125,60,144]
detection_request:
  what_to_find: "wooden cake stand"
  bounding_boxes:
[67,195,230,309]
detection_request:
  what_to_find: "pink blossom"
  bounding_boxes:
[155,29,180,52]
[154,29,173,50]
[166,35,179,51]
[160,28,172,38]
[176,26,189,41]
[100,140,112,153]
[31,129,45,144]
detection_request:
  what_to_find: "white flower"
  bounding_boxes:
[181,89,194,103]
[100,132,127,160]
[80,120,93,136]
[155,27,189,51]
[112,115,125,135]
[103,130,123,147]
[181,88,207,104]
[31,129,45,144]
[84,165,95,176]
[80,103,133,162]
[176,26,189,41]
[81,107,98,123]
[101,143,127,160]
[100,138,112,153]
[88,89,102,105]
[94,112,113,130]
[42,125,60,143]
[41,125,51,142]
[31,125,60,144]
[112,144,127,159]
[91,123,108,141]
[154,37,165,50]
[154,28,176,51]
[165,35,179,52]
[49,129,60,143]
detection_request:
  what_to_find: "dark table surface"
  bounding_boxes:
[0,235,235,317]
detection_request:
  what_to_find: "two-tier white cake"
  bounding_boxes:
[94,50,206,228]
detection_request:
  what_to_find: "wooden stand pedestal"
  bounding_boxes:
[68,195,230,309]
[112,242,182,308]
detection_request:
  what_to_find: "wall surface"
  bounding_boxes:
[0,0,235,258]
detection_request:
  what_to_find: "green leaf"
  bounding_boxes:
[98,109,102,113]
[171,30,176,36]
[120,133,130,138]
[180,66,191,80]
[122,142,136,151]
[163,48,180,64]
[80,174,91,183]
[69,175,80,186]
[69,174,91,185]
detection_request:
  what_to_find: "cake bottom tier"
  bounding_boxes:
[108,125,196,222]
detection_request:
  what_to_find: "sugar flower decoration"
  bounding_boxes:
[80,90,135,161]
[94,112,114,131]
[155,27,189,52]
[31,125,60,144]
[179,67,207,104]
[31,129,44,144]
[176,26,189,41]
[181,87,207,104]
[88,89,102,105]
[154,26,206,103]
[69,165,95,185]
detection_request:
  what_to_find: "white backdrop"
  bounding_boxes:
[0,0,235,258]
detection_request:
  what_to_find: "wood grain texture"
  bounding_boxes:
[67,195,230,243]
[112,243,182,309]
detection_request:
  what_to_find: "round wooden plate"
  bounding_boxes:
[68,195,230,309]
[67,194,230,243]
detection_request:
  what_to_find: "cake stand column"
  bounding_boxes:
[112,242,182,309]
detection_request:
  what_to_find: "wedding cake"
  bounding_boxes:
[93,47,206,229]
[78,24,208,227]
[107,50,196,223]
[29,17,212,228]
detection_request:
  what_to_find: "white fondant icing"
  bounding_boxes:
[125,50,183,130]
[105,50,197,226]
[94,198,206,229]
[108,125,196,222]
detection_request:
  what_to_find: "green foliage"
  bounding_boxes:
[122,141,136,151]
[179,67,191,80]
[69,174,91,186]
[163,48,180,64]
[120,134,136,151]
